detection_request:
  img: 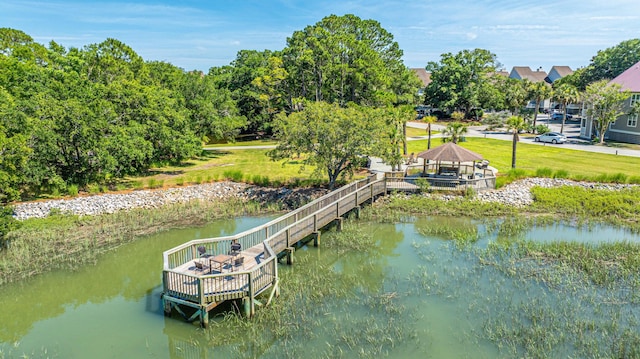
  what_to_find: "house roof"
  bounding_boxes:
[416,142,483,162]
[411,68,432,87]
[609,60,640,92]
[550,66,573,77]
[509,66,548,83]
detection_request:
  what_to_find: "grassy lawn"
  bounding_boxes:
[407,137,640,181]
[79,136,640,195]
[119,149,319,190]
[205,138,277,148]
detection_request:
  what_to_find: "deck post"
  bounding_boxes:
[313,231,321,247]
[200,306,209,328]
[248,272,255,317]
[242,297,250,318]
[162,294,172,316]
[334,217,343,232]
[313,214,318,232]
[285,247,295,264]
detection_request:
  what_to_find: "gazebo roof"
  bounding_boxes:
[416,142,483,162]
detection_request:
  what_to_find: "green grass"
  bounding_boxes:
[123,149,323,190]
[407,137,640,182]
[0,198,280,285]
[204,138,277,148]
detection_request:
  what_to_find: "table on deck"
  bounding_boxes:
[209,254,233,273]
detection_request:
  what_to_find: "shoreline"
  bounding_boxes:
[11,178,637,221]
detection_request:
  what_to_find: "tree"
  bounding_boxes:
[442,122,468,144]
[577,39,640,89]
[584,80,630,144]
[0,87,30,203]
[425,49,499,114]
[503,78,530,115]
[528,81,552,130]
[282,14,415,107]
[553,83,580,134]
[211,50,275,134]
[269,101,381,189]
[506,116,526,168]
[422,115,438,149]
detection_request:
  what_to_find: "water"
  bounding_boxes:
[1,216,640,358]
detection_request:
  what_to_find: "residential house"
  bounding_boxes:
[545,66,573,84]
[411,68,432,96]
[509,66,548,83]
[580,60,640,143]
[509,66,550,110]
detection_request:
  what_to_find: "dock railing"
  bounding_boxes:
[162,174,387,314]
[162,174,382,272]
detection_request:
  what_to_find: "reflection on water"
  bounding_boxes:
[1,215,639,358]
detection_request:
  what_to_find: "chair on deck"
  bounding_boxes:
[229,241,241,256]
[194,261,208,272]
[197,245,209,258]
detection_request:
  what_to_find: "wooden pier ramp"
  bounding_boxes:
[161,175,387,327]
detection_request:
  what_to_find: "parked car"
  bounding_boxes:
[551,112,572,121]
[534,132,567,144]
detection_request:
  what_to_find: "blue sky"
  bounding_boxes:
[3,0,640,73]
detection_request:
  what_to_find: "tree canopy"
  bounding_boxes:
[269,101,386,189]
[584,80,631,144]
[566,39,640,89]
[424,49,500,114]
[0,28,244,200]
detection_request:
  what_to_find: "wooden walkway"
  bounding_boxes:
[161,175,386,327]
[161,170,496,327]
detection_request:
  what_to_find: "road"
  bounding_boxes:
[207,115,640,158]
[408,114,640,158]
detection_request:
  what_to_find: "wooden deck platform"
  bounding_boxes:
[161,175,386,327]
[161,170,493,327]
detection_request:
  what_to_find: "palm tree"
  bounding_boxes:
[442,121,468,144]
[422,115,438,149]
[553,83,580,134]
[528,81,552,131]
[506,116,526,168]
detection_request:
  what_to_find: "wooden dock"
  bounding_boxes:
[161,169,496,327]
[161,175,386,327]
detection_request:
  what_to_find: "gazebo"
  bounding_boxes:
[416,142,484,178]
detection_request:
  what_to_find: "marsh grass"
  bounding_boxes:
[201,221,416,358]
[0,199,280,285]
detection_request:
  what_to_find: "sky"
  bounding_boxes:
[2,0,640,73]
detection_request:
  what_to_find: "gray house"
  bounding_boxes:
[509,66,550,110]
[545,66,573,84]
[580,60,640,143]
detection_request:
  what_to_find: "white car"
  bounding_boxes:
[534,132,567,144]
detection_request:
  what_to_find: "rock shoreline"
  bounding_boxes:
[11,178,635,220]
[11,182,329,220]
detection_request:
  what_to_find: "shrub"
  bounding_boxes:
[175,178,185,186]
[535,124,551,134]
[131,181,144,190]
[535,167,553,178]
[0,206,21,249]
[553,169,569,179]
[415,178,431,193]
[609,173,628,184]
[451,111,465,121]
[223,170,244,182]
[67,184,79,197]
